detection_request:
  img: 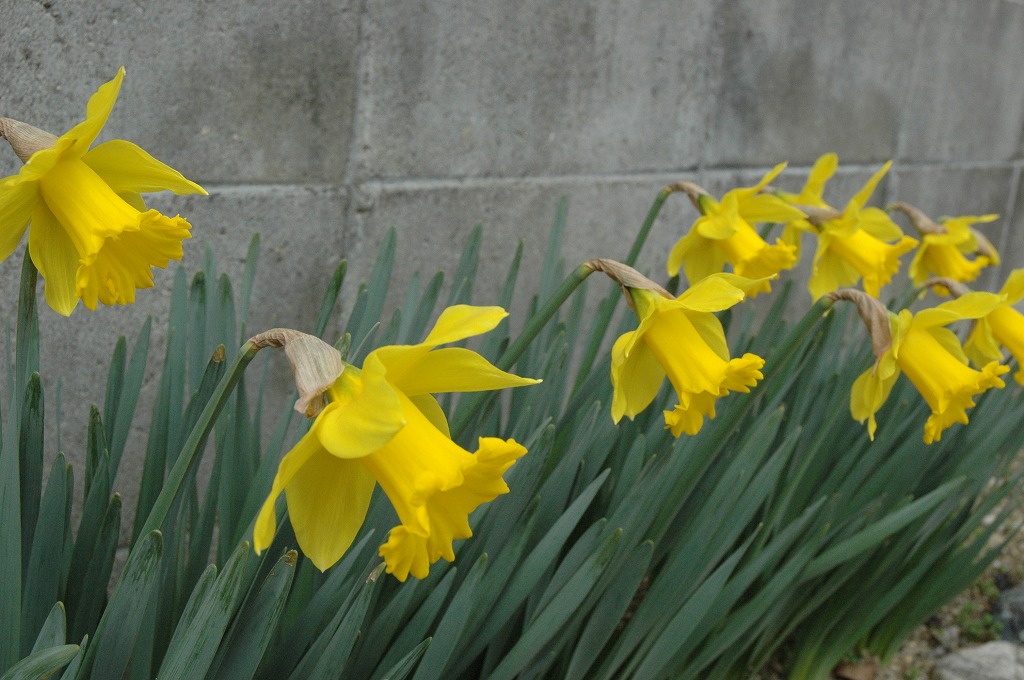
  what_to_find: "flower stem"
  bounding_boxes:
[496,263,596,372]
[572,184,681,392]
[135,341,261,540]
[624,184,675,267]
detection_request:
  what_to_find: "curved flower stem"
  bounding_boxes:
[624,183,678,268]
[452,263,596,439]
[572,184,684,392]
[496,263,596,371]
[135,340,262,540]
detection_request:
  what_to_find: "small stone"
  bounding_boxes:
[934,641,1022,680]
[994,584,1024,643]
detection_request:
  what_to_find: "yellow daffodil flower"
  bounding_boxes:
[666,163,805,296]
[253,305,540,581]
[611,273,766,437]
[893,203,998,289]
[780,154,917,300]
[850,293,1008,444]
[0,67,205,315]
[966,269,1024,385]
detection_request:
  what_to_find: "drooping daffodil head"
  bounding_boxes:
[840,289,1008,444]
[0,67,206,315]
[781,156,917,300]
[599,263,767,437]
[666,163,805,297]
[252,305,540,581]
[965,269,1024,385]
[893,202,999,290]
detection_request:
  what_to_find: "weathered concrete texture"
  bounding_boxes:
[356,0,712,179]
[0,1,359,183]
[898,0,1024,162]
[347,176,695,315]
[704,1,917,166]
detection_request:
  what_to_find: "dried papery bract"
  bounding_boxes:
[890,201,944,236]
[585,258,672,303]
[922,277,970,299]
[249,328,344,417]
[0,118,58,162]
[826,288,893,367]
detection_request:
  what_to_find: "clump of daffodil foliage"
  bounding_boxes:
[1,69,1023,680]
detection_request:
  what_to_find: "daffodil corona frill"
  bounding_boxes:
[611,273,766,437]
[780,154,917,300]
[667,163,805,296]
[0,67,206,315]
[253,305,540,581]
[966,269,1024,385]
[848,293,1009,444]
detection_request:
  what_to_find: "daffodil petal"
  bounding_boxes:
[287,452,376,571]
[736,193,806,224]
[965,317,1003,367]
[253,427,326,555]
[421,305,508,347]
[914,292,1004,328]
[694,197,739,240]
[1001,269,1024,304]
[858,206,904,242]
[385,346,540,396]
[850,362,899,440]
[850,161,891,210]
[84,140,206,195]
[687,311,730,361]
[0,179,36,262]
[610,331,664,421]
[27,203,79,316]
[409,394,451,437]
[65,67,125,156]
[667,229,727,282]
[317,355,406,459]
[675,273,758,312]
[799,153,839,204]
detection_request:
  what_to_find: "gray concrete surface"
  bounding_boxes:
[1,0,1023,541]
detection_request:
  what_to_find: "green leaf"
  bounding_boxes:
[0,644,77,680]
[565,541,653,680]
[157,541,255,680]
[29,603,66,653]
[18,373,43,579]
[411,553,488,680]
[445,223,482,308]
[375,639,431,680]
[300,571,380,680]
[208,550,296,680]
[22,455,69,655]
[106,319,151,479]
[69,494,121,643]
[0,391,23,671]
[80,531,162,680]
[486,528,622,680]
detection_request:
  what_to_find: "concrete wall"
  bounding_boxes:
[2,0,1023,534]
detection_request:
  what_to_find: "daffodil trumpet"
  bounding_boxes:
[600,262,768,437]
[833,288,1008,444]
